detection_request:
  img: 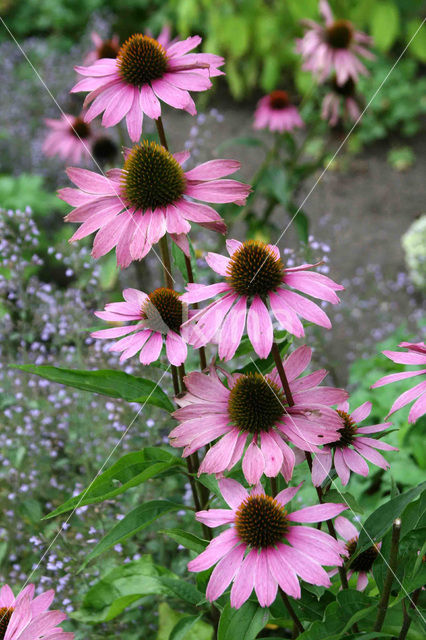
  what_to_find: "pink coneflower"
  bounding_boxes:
[58,145,249,267]
[170,345,347,483]
[188,478,347,608]
[0,583,74,639]
[72,32,224,141]
[92,287,189,366]
[321,77,360,126]
[181,239,343,360]
[372,342,426,424]
[331,516,380,591]
[311,400,397,487]
[84,32,120,65]
[254,91,304,133]
[43,114,93,164]
[296,0,373,85]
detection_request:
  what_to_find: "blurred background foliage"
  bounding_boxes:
[1,1,426,99]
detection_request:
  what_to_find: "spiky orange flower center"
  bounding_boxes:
[346,538,379,572]
[122,141,187,210]
[269,90,290,110]
[228,373,285,433]
[235,494,288,548]
[70,117,91,139]
[142,288,183,334]
[330,410,357,448]
[226,241,284,297]
[326,20,353,49]
[0,607,14,640]
[117,34,168,86]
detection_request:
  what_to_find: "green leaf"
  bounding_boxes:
[159,577,203,606]
[356,482,426,555]
[407,18,426,63]
[73,556,173,623]
[370,2,399,52]
[46,449,183,518]
[215,137,263,154]
[14,364,173,412]
[218,601,269,640]
[171,237,198,282]
[80,501,185,569]
[161,528,208,554]
[169,615,203,640]
[324,490,364,514]
[157,603,213,640]
[223,16,250,57]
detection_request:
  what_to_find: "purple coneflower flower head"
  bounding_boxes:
[331,516,381,591]
[296,0,374,85]
[372,342,426,424]
[321,77,361,126]
[188,478,347,608]
[43,114,93,164]
[181,239,343,360]
[0,583,74,640]
[253,91,304,133]
[170,345,347,484]
[72,32,224,141]
[59,148,250,267]
[92,287,189,366]
[311,400,397,487]
[84,31,120,65]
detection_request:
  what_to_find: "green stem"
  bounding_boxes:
[272,341,349,590]
[399,588,421,640]
[374,518,401,632]
[280,589,304,635]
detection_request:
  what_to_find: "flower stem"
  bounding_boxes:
[271,341,349,590]
[399,588,421,640]
[155,115,169,150]
[271,341,294,406]
[280,589,304,635]
[374,518,401,632]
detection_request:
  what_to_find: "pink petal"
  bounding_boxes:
[185,159,240,181]
[206,544,246,601]
[353,442,391,470]
[185,179,250,204]
[288,502,347,523]
[165,331,187,366]
[267,547,301,599]
[205,252,231,276]
[282,546,331,587]
[254,552,277,607]
[196,508,235,527]
[198,429,240,475]
[140,84,161,120]
[230,549,258,609]
[357,571,369,591]
[219,478,249,510]
[260,431,283,477]
[334,448,350,486]
[218,296,247,361]
[371,369,426,388]
[311,449,332,487]
[382,350,426,365]
[152,78,195,113]
[242,441,265,485]
[281,289,331,329]
[66,167,117,195]
[275,482,303,508]
[247,295,273,359]
[409,392,426,423]
[342,447,369,476]
[139,331,163,364]
[389,381,426,416]
[188,529,240,572]
[351,401,372,423]
[181,282,231,303]
[334,516,358,541]
[126,88,143,142]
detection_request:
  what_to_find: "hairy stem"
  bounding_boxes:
[374,518,401,632]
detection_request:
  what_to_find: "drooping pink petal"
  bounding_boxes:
[206,544,246,601]
[342,447,369,476]
[196,508,236,527]
[188,528,240,572]
[288,502,347,523]
[247,295,273,358]
[230,549,258,609]
[242,441,265,485]
[267,547,301,599]
[254,552,277,607]
[334,448,350,485]
[334,516,358,541]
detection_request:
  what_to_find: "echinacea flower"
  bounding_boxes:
[254,91,304,133]
[170,345,347,483]
[188,478,347,608]
[181,239,343,360]
[84,31,120,65]
[331,516,380,591]
[72,32,224,141]
[321,77,360,126]
[0,583,74,640]
[296,0,373,85]
[92,287,189,366]
[311,400,397,487]
[59,144,249,267]
[372,342,426,424]
[43,114,93,164]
